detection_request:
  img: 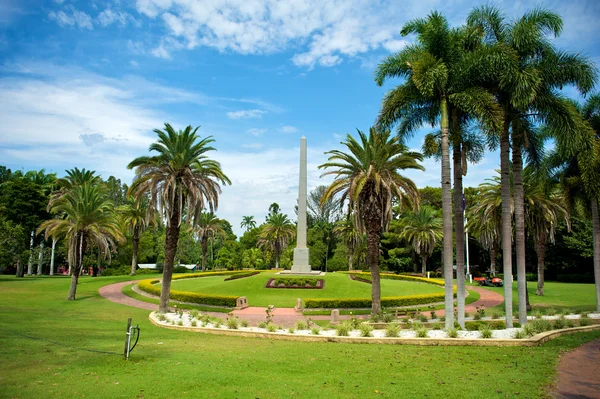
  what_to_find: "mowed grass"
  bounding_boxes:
[471,281,598,313]
[169,271,444,307]
[0,276,599,398]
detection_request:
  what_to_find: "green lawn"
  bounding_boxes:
[1,275,599,398]
[169,271,444,307]
[468,281,598,313]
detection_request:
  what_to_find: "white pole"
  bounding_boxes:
[464,213,470,277]
[50,238,56,276]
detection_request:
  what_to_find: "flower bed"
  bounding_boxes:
[266,277,325,289]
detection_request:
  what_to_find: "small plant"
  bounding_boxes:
[287,327,295,334]
[490,312,501,320]
[191,320,197,327]
[553,316,566,330]
[513,330,526,339]
[369,313,382,323]
[348,312,361,329]
[296,320,308,330]
[213,319,223,328]
[402,318,412,328]
[170,320,175,325]
[189,309,200,319]
[533,310,544,319]
[473,312,482,321]
[579,316,592,326]
[382,312,395,323]
[265,305,275,324]
[464,311,471,319]
[418,314,428,323]
[445,328,458,338]
[310,326,320,335]
[416,327,428,338]
[523,324,536,337]
[581,312,589,318]
[226,317,240,330]
[240,319,249,328]
[157,313,167,322]
[359,323,373,337]
[200,314,211,324]
[430,311,437,320]
[479,325,492,339]
[258,321,268,329]
[431,323,442,330]
[266,323,277,333]
[412,321,423,330]
[546,308,557,316]
[385,323,401,337]
[440,316,446,322]
[335,322,352,337]
[565,319,575,328]
[177,320,183,326]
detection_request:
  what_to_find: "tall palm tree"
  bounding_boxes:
[240,215,256,232]
[333,216,361,271]
[258,213,295,269]
[118,196,154,275]
[398,206,443,275]
[375,12,502,327]
[195,212,225,272]
[467,5,597,326]
[467,193,501,277]
[38,182,124,300]
[128,123,231,313]
[319,128,423,314]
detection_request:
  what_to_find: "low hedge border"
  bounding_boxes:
[304,293,446,309]
[224,271,260,281]
[266,278,325,289]
[342,271,445,287]
[138,271,246,307]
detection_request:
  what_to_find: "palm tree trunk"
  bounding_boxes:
[536,234,546,296]
[453,133,466,328]
[348,250,353,271]
[130,226,140,275]
[37,242,44,275]
[50,238,56,276]
[592,197,600,312]
[500,117,514,328]
[367,226,382,314]
[440,98,454,329]
[490,245,496,276]
[513,137,528,325]
[27,231,34,276]
[16,259,24,277]
[201,238,208,272]
[68,232,84,300]
[160,201,181,313]
[421,255,427,276]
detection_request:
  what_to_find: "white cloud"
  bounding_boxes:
[151,43,171,59]
[98,8,131,27]
[226,109,266,120]
[130,60,140,68]
[128,40,146,54]
[242,143,263,149]
[279,125,298,134]
[247,128,266,136]
[48,6,93,30]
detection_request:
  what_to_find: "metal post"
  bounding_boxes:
[124,318,132,359]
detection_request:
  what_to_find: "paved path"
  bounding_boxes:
[98,280,503,326]
[553,338,600,399]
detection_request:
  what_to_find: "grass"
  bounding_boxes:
[0,275,599,398]
[169,271,444,307]
[471,281,598,313]
[121,282,233,313]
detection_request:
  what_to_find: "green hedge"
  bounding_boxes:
[137,271,245,307]
[342,271,445,287]
[304,293,446,309]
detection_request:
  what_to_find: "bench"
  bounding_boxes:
[392,308,419,318]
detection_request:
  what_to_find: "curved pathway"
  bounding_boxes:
[553,338,600,399]
[99,280,503,325]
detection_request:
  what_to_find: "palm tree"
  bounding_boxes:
[118,196,154,275]
[195,212,225,272]
[128,123,231,313]
[467,5,597,326]
[319,128,423,314]
[38,182,124,300]
[398,206,443,275]
[240,215,256,232]
[258,213,295,269]
[333,216,361,270]
[375,12,502,327]
[467,193,501,277]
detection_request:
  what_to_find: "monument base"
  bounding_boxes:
[278,270,325,276]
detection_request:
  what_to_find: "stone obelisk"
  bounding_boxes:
[291,136,311,273]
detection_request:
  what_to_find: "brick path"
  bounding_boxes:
[553,338,600,398]
[434,285,504,316]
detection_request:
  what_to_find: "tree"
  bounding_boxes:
[128,123,230,313]
[467,5,597,325]
[258,213,295,269]
[195,212,225,272]
[320,128,423,314]
[398,206,443,275]
[240,215,256,232]
[375,12,502,327]
[266,203,281,220]
[118,196,154,275]
[38,182,124,300]
[333,216,361,270]
[308,185,340,226]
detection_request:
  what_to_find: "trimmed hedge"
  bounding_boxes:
[304,293,445,309]
[343,271,445,287]
[138,271,246,307]
[224,271,260,281]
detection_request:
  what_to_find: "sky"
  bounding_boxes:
[0,0,599,236]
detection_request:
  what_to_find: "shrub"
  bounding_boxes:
[513,330,526,339]
[304,294,448,309]
[157,313,167,322]
[430,311,437,320]
[465,321,485,331]
[213,319,223,328]
[177,320,183,326]
[258,321,268,329]
[385,323,401,337]
[226,317,239,330]
[565,319,575,328]
[382,312,395,323]
[224,271,260,281]
[490,312,501,320]
[100,265,131,276]
[287,327,295,334]
[473,312,482,321]
[431,323,442,330]
[479,325,492,339]
[273,277,319,287]
[138,277,240,307]
[579,317,592,326]
[416,327,428,338]
[266,323,277,333]
[445,328,458,338]
[527,319,552,335]
[369,313,382,323]
[344,271,445,287]
[310,327,320,335]
[489,321,506,330]
[135,268,158,275]
[335,322,352,337]
[173,265,189,273]
[418,314,428,323]
[296,321,308,330]
[545,308,557,316]
[191,320,197,327]
[189,309,200,319]
[240,319,249,328]
[553,316,566,330]
[359,323,373,337]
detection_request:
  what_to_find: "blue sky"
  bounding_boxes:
[1,0,599,236]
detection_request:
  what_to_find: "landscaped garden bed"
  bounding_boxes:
[266,277,324,289]
[224,271,260,281]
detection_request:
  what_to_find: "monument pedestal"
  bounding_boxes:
[291,247,311,273]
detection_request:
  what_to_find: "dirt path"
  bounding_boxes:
[553,338,600,399]
[99,281,503,326]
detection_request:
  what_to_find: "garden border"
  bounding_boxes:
[148,312,600,346]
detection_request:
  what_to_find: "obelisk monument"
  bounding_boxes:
[291,136,312,273]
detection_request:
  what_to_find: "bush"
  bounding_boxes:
[445,328,458,338]
[359,323,373,337]
[465,321,486,331]
[266,323,277,332]
[224,271,260,281]
[135,268,159,275]
[100,265,131,276]
[273,277,319,287]
[555,274,594,283]
[335,322,352,337]
[579,316,592,326]
[296,321,308,330]
[553,316,566,330]
[513,330,526,339]
[310,327,320,335]
[416,327,428,338]
[382,312,395,323]
[173,265,190,273]
[343,271,445,287]
[385,323,401,337]
[304,293,446,309]
[226,317,239,330]
[479,325,492,339]
[489,321,506,330]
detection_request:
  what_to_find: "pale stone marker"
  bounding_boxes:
[295,297,303,312]
[235,296,248,310]
[331,309,340,323]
